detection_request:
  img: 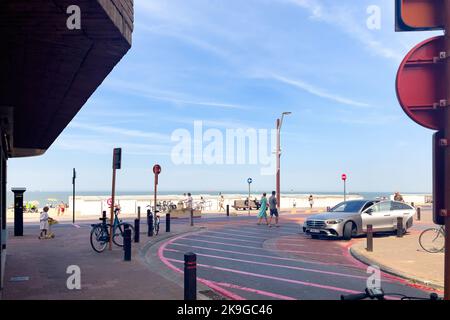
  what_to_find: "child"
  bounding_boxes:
[39,206,49,239]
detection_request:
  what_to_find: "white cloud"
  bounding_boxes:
[270,74,370,108]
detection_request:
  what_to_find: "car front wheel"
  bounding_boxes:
[342,222,353,241]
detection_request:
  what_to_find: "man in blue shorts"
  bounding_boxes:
[268,191,279,227]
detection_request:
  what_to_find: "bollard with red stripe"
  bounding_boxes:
[184,252,197,300]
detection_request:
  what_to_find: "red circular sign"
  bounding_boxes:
[153,164,161,175]
[341,174,347,181]
[107,198,112,207]
[396,36,445,130]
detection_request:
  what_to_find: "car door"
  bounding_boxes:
[391,201,414,229]
[361,201,394,231]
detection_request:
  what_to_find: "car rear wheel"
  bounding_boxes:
[342,222,353,241]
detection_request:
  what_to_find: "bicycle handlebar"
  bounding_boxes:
[340,293,369,301]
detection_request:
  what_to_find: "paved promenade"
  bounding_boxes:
[350,207,444,290]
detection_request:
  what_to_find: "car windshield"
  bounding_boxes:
[330,200,367,213]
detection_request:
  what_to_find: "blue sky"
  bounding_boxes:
[8,0,441,193]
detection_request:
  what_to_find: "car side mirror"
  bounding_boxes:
[365,209,373,215]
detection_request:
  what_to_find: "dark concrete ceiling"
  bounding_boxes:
[0,0,133,157]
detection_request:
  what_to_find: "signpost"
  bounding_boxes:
[153,164,161,214]
[72,168,76,224]
[394,0,449,299]
[341,174,347,202]
[109,148,121,250]
[247,178,252,216]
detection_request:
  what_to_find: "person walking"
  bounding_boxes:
[268,191,279,227]
[308,195,314,209]
[218,195,225,212]
[257,193,269,225]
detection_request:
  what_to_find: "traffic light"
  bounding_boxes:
[395,0,443,31]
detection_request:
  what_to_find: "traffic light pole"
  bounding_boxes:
[444,0,450,300]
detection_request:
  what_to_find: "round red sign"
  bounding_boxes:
[153,164,161,175]
[107,198,112,207]
[396,36,445,130]
[341,174,347,181]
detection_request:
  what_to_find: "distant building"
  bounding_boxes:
[0,0,133,290]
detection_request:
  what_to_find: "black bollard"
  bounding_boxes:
[147,209,154,237]
[184,252,197,300]
[124,225,131,261]
[137,206,141,220]
[166,213,171,233]
[134,218,140,243]
[397,217,404,237]
[190,209,194,227]
[366,224,373,252]
[226,204,229,217]
[417,207,421,221]
[100,210,107,222]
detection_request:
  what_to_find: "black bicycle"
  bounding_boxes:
[90,209,135,253]
[340,287,441,301]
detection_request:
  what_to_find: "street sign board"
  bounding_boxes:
[153,164,161,175]
[395,0,444,32]
[247,178,253,184]
[113,148,122,169]
[396,36,446,130]
[341,174,347,181]
[433,131,446,226]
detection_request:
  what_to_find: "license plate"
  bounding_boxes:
[309,229,321,233]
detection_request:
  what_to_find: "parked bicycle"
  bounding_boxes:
[341,287,441,300]
[90,207,135,253]
[419,225,445,253]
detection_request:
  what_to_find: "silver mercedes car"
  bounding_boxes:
[303,200,415,240]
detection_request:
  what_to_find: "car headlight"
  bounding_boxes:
[326,219,344,225]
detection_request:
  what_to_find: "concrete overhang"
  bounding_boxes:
[0,0,133,158]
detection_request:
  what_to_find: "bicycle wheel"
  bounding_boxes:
[90,225,108,253]
[419,228,445,253]
[113,223,135,247]
[154,216,160,235]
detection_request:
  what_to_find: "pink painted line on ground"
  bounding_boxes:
[166,257,361,295]
[205,230,268,240]
[157,234,246,300]
[213,282,296,300]
[181,237,343,257]
[189,251,374,281]
[194,233,262,244]
[169,242,353,267]
[225,228,296,236]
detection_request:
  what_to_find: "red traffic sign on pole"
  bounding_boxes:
[153,164,161,175]
[396,36,446,130]
[341,174,347,181]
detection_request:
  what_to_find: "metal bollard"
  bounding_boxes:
[184,252,197,300]
[190,209,194,227]
[397,217,404,237]
[137,206,141,220]
[166,213,171,233]
[147,209,154,237]
[366,224,373,252]
[417,207,421,221]
[226,204,229,217]
[124,225,131,261]
[100,210,107,222]
[134,218,140,243]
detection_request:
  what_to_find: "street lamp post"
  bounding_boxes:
[276,112,292,211]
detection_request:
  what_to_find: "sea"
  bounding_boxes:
[6,190,427,208]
